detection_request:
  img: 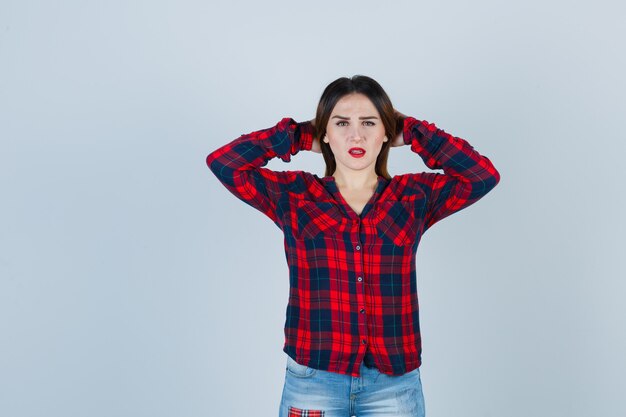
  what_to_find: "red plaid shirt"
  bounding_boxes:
[206,116,500,377]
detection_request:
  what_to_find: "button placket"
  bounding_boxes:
[352,217,368,352]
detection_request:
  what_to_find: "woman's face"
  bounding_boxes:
[325,93,387,177]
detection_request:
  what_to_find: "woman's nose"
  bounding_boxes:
[348,125,364,140]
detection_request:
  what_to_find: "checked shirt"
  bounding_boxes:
[206,115,500,377]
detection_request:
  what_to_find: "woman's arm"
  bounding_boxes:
[206,117,315,227]
[395,111,501,230]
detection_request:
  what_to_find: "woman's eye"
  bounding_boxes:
[336,121,375,126]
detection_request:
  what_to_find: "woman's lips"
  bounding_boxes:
[349,147,366,158]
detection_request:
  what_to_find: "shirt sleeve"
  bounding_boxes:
[206,117,315,228]
[402,116,501,231]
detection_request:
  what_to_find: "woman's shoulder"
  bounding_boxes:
[259,169,325,192]
[380,172,435,200]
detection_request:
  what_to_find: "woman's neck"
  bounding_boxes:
[332,170,379,191]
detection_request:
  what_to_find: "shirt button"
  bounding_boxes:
[357,276,363,282]
[356,245,361,250]
[361,339,367,344]
[360,308,365,314]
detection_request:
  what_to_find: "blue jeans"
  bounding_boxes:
[279,354,426,417]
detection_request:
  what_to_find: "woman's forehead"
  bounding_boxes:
[332,93,379,116]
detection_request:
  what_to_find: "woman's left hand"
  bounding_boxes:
[390,109,408,147]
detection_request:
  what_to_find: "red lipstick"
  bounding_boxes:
[349,147,366,158]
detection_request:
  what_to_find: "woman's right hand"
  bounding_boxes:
[311,137,322,153]
[308,118,322,154]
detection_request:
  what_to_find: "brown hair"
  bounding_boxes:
[315,75,401,180]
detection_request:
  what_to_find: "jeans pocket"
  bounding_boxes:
[286,355,317,378]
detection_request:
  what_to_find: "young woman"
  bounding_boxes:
[206,75,500,417]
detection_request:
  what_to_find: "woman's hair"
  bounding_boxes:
[315,75,401,180]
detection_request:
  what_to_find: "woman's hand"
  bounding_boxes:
[390,109,408,147]
[311,137,322,153]
[309,118,323,153]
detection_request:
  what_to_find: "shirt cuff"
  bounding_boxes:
[402,116,424,149]
[296,120,315,151]
[277,117,314,158]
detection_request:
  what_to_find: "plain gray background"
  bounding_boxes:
[1,1,624,416]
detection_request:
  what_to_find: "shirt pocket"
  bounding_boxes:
[375,200,418,246]
[295,200,343,240]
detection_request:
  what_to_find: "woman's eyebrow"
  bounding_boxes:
[331,115,379,120]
